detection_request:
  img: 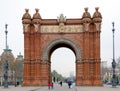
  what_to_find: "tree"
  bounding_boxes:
[51,70,64,82]
[14,53,24,84]
[116,57,120,71]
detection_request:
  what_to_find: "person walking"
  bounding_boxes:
[68,81,71,88]
[60,81,62,86]
[48,82,51,90]
[53,77,56,83]
[51,82,54,89]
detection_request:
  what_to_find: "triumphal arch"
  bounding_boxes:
[22,7,102,86]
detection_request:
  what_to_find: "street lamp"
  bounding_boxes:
[111,22,116,87]
[4,24,9,88]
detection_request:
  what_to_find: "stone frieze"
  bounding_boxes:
[41,25,83,33]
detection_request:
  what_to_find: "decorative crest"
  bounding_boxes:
[57,14,66,23]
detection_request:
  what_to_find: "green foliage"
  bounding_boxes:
[51,70,64,81]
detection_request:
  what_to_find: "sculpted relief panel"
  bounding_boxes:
[41,25,83,33]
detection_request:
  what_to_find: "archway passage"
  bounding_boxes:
[22,8,102,86]
[41,38,82,85]
[48,45,76,84]
[51,47,76,78]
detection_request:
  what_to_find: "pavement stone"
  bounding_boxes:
[0,83,120,91]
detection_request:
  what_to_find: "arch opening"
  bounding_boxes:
[51,47,76,81]
[41,38,82,85]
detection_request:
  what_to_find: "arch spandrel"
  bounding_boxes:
[41,38,82,61]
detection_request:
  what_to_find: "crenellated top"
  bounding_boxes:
[22,7,102,32]
[22,7,102,24]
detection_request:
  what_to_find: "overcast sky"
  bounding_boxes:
[0,0,120,77]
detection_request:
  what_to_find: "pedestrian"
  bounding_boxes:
[51,82,54,89]
[17,81,19,86]
[68,81,71,88]
[53,77,56,83]
[48,82,51,90]
[60,81,62,86]
[57,78,59,83]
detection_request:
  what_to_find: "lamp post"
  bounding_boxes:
[111,22,116,87]
[4,24,9,88]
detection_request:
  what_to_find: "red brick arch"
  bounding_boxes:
[41,38,82,61]
[22,8,102,86]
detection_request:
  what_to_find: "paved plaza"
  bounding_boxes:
[0,83,120,91]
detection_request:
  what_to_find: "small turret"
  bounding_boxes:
[32,8,42,24]
[33,8,41,19]
[93,7,102,31]
[22,9,31,24]
[22,9,31,32]
[82,7,91,23]
[82,7,91,31]
[93,7,102,23]
[22,9,31,19]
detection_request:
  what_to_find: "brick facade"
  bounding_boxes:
[22,7,102,86]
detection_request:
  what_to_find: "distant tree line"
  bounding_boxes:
[51,70,64,82]
[101,57,120,85]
